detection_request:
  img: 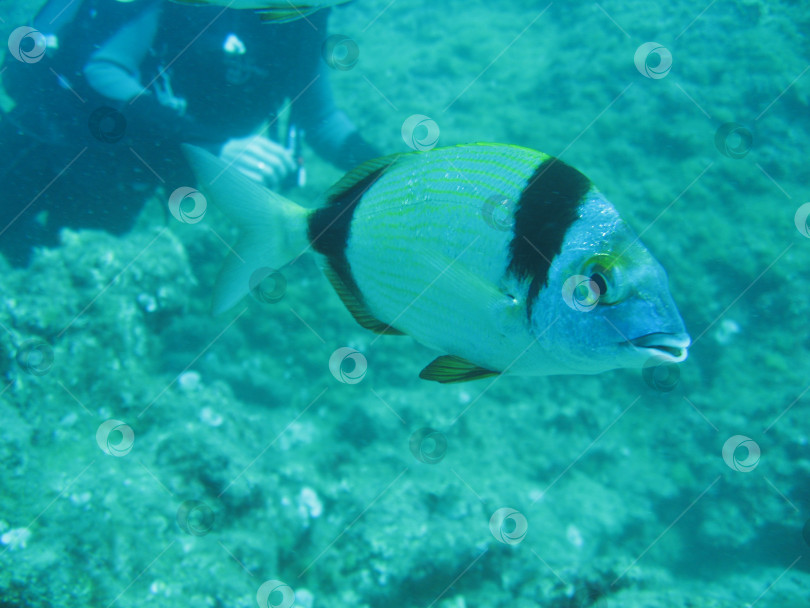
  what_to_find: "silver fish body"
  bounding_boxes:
[184,143,690,383]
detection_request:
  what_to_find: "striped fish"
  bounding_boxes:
[183,143,690,383]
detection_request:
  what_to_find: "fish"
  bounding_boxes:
[182,143,691,383]
[167,0,353,23]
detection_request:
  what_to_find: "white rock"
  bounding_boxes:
[1,527,31,550]
[178,370,201,392]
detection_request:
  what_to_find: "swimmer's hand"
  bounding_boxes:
[219,135,296,189]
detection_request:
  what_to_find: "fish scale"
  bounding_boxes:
[345,145,546,360]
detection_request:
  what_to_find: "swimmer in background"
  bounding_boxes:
[0,0,378,265]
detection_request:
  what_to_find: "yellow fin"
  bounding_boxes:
[419,355,500,384]
[323,265,405,335]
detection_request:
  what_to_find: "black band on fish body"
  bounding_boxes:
[507,157,592,319]
[307,165,388,305]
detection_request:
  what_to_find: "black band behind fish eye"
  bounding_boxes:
[507,157,591,319]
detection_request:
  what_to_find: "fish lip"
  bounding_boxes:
[627,332,691,363]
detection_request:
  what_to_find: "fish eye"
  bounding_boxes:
[589,271,608,296]
[581,254,626,305]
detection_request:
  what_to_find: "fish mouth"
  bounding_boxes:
[628,332,691,363]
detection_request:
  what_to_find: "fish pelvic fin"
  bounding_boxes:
[181,144,309,315]
[419,355,500,384]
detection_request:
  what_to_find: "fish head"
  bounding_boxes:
[529,190,690,375]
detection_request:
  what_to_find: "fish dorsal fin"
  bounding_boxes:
[322,264,405,335]
[419,355,500,384]
[325,153,403,202]
[257,7,322,23]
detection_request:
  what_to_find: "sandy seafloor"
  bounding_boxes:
[1,0,809,606]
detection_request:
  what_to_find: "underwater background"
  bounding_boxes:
[1,0,809,606]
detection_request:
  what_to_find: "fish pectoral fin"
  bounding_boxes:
[422,250,520,324]
[419,355,500,384]
[323,265,405,335]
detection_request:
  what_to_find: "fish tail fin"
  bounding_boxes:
[181,144,309,315]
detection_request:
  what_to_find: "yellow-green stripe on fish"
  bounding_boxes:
[183,143,690,383]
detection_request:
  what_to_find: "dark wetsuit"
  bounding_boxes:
[0,0,377,265]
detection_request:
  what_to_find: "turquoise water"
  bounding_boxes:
[1,0,809,606]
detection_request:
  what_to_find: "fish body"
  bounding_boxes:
[183,143,690,383]
[167,0,352,23]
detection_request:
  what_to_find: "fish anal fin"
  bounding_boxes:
[323,265,404,335]
[419,355,500,384]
